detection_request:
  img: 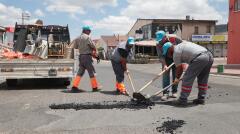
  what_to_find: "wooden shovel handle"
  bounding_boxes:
[137,63,175,93]
[151,77,183,98]
[127,72,136,92]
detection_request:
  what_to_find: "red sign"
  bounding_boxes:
[5,27,14,33]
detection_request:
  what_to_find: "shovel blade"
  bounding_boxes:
[133,92,148,101]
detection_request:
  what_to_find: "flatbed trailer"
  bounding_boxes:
[0,58,76,86]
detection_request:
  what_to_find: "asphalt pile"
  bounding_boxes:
[156,119,186,134]
[49,100,155,110]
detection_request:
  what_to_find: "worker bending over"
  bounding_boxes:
[162,41,213,105]
[111,37,135,95]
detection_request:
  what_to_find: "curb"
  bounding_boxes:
[210,72,240,78]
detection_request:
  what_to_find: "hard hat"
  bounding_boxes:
[162,42,173,56]
[127,37,135,45]
[155,30,166,42]
[82,25,91,31]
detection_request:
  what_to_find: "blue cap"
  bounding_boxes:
[127,37,135,45]
[162,42,173,56]
[82,25,91,31]
[155,30,166,42]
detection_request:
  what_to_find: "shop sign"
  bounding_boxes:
[192,35,212,42]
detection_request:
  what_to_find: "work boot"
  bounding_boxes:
[172,98,188,107]
[120,90,128,95]
[116,89,128,95]
[193,99,205,105]
[92,87,101,92]
[160,94,169,101]
[91,77,100,92]
[70,87,85,93]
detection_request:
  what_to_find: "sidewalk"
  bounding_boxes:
[211,57,240,77]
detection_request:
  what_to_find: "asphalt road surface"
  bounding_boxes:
[0,61,240,134]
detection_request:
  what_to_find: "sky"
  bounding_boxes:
[0,0,228,39]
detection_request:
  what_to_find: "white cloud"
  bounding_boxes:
[0,3,22,26]
[83,16,135,34]
[44,0,118,16]
[83,0,226,35]
[34,9,45,17]
[0,3,38,26]
[121,0,223,21]
[209,0,227,2]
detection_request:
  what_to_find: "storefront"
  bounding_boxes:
[192,35,228,57]
[134,40,157,57]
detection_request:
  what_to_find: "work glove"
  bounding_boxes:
[125,69,129,74]
[96,56,100,64]
[173,78,180,85]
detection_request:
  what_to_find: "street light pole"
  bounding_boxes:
[21,12,30,25]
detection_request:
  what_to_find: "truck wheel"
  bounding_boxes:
[6,79,18,87]
[64,79,71,86]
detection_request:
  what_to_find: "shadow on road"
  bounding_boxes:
[0,79,68,90]
[154,100,198,108]
[100,90,119,96]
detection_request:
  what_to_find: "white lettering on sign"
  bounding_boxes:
[192,35,212,41]
[192,35,228,42]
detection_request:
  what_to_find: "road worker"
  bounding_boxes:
[155,30,182,100]
[70,25,101,93]
[111,37,135,95]
[162,41,213,105]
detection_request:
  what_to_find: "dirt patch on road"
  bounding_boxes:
[156,118,186,134]
[49,100,154,110]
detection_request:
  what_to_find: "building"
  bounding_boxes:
[128,17,219,58]
[97,35,128,60]
[228,0,240,64]
[215,24,228,35]
[128,17,217,41]
[192,34,228,57]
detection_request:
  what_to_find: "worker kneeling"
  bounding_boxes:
[162,41,213,105]
[111,37,135,95]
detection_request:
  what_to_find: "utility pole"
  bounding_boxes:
[21,12,30,25]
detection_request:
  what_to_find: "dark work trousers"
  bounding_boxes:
[162,57,178,94]
[111,60,125,83]
[77,54,96,78]
[180,51,214,100]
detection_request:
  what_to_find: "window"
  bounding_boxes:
[194,26,199,34]
[206,25,211,33]
[234,0,240,11]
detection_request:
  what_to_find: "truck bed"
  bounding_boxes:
[0,59,75,79]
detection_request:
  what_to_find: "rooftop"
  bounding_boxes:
[101,35,128,47]
[138,18,217,23]
[0,26,5,32]
[135,40,156,46]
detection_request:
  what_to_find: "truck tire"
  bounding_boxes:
[64,79,71,86]
[6,79,18,87]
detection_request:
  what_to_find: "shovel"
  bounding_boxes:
[132,63,174,100]
[133,78,182,101]
[123,71,136,100]
[126,71,136,92]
